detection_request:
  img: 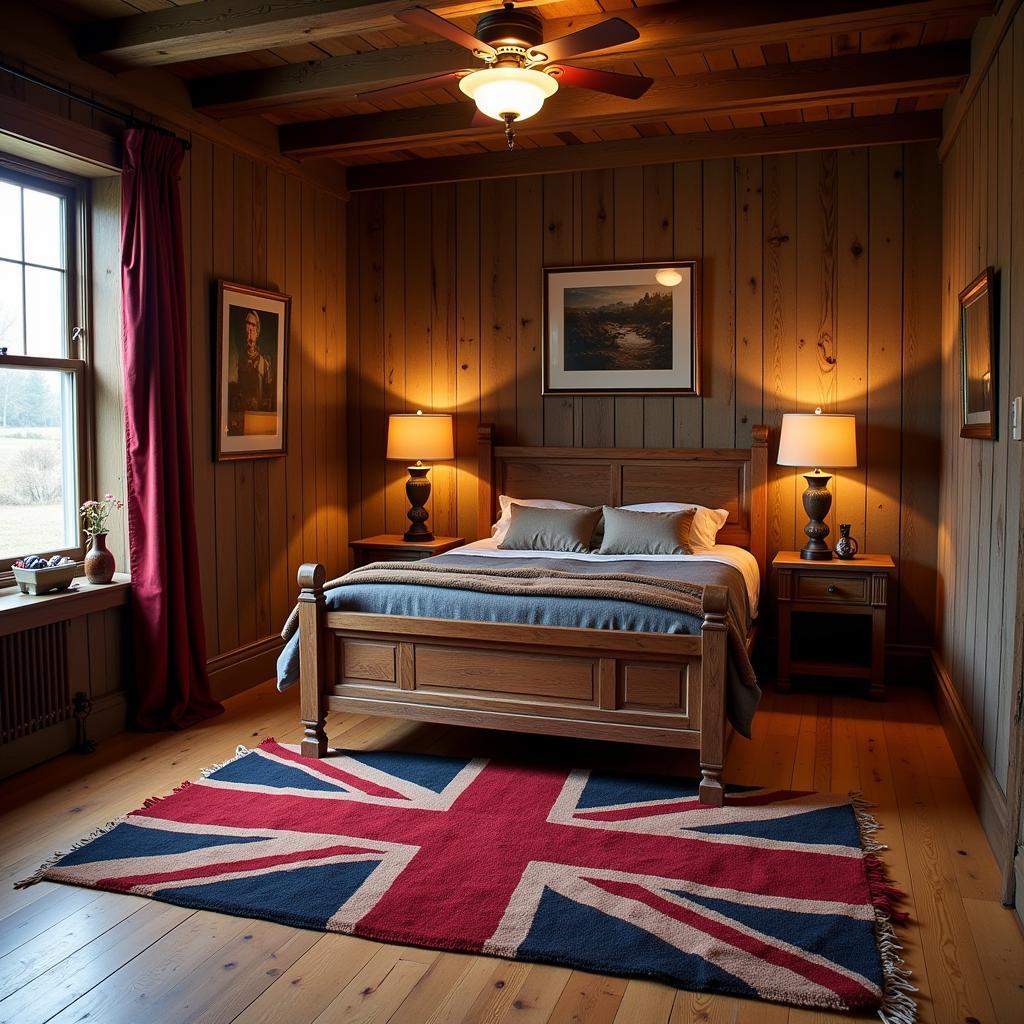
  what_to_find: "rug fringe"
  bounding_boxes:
[850,792,918,1024]
[13,812,126,889]
[199,743,254,779]
[13,742,258,890]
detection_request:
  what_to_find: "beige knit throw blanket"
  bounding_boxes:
[281,561,756,691]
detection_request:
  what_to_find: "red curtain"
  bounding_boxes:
[120,128,223,729]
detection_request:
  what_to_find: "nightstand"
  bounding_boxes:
[773,551,895,700]
[349,534,465,569]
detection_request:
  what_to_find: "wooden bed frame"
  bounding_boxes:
[297,424,768,805]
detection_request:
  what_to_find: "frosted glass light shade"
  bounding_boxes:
[386,411,454,462]
[777,411,857,468]
[459,67,558,122]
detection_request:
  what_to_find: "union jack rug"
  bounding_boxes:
[24,740,916,1020]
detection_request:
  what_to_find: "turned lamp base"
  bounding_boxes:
[403,463,434,542]
[799,470,834,561]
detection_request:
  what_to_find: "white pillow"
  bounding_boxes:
[492,495,592,544]
[620,502,729,549]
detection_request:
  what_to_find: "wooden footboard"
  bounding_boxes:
[296,563,730,806]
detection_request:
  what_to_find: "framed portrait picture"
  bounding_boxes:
[543,261,699,395]
[215,281,289,460]
[959,267,996,440]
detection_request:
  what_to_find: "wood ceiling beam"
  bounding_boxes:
[344,111,943,190]
[279,41,968,158]
[193,41,469,118]
[191,0,990,118]
[75,0,565,68]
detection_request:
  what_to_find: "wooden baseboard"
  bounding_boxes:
[886,643,933,685]
[207,635,283,701]
[929,650,1008,858]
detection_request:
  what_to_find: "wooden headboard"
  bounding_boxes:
[477,425,769,586]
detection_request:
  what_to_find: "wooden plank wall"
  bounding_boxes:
[94,140,348,693]
[182,138,348,690]
[937,5,1024,793]
[346,144,942,647]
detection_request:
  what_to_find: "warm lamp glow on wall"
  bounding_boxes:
[387,410,455,541]
[777,408,858,561]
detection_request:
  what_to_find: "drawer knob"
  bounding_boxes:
[826,584,837,594]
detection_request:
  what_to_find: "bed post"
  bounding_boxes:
[477,423,495,540]
[698,583,729,806]
[298,563,328,758]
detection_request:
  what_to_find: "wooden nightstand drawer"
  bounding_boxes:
[796,573,868,604]
[377,550,434,563]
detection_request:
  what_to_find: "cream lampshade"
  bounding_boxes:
[386,411,454,541]
[777,408,857,561]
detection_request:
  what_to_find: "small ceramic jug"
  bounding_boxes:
[834,523,859,560]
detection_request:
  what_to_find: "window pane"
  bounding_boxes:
[0,261,24,353]
[0,366,78,560]
[0,182,22,261]
[24,266,65,357]
[23,188,64,269]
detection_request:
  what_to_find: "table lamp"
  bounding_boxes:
[386,410,455,541]
[777,408,857,560]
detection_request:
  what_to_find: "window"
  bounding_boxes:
[0,164,88,569]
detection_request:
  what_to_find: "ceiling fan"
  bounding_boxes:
[356,2,653,149]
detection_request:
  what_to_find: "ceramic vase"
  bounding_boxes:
[84,532,116,584]
[834,523,859,560]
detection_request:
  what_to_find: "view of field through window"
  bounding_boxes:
[0,177,77,561]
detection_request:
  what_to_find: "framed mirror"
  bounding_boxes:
[959,267,997,440]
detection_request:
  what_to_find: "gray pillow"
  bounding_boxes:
[598,505,696,555]
[498,504,602,553]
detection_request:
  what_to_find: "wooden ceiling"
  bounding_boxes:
[40,0,988,185]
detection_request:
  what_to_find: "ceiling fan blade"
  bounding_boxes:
[397,6,496,58]
[356,70,473,102]
[547,64,653,100]
[536,17,639,63]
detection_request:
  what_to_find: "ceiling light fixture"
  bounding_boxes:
[655,268,683,287]
[356,5,652,152]
[460,67,559,148]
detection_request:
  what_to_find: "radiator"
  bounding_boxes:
[0,622,71,744]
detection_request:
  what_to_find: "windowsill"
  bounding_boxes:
[0,572,131,637]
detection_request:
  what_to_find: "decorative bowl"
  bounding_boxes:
[12,563,79,596]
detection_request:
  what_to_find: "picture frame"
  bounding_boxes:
[959,266,997,441]
[215,281,289,460]
[543,261,700,396]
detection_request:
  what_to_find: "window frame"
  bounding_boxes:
[0,157,93,579]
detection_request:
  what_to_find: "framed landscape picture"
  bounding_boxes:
[959,266,996,440]
[215,281,289,460]
[543,261,699,395]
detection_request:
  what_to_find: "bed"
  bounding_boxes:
[286,424,768,805]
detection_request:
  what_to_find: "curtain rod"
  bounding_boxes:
[0,62,192,151]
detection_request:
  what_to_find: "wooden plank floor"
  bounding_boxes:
[0,681,1021,1024]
